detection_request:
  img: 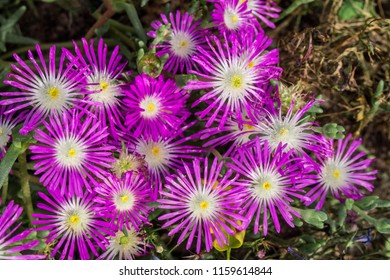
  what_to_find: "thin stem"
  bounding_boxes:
[227,248,231,260]
[18,151,34,225]
[1,175,9,204]
[352,205,377,225]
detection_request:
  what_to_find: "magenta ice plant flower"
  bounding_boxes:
[0,200,45,260]
[33,189,115,260]
[123,73,190,140]
[0,44,86,135]
[129,126,204,199]
[158,156,246,254]
[227,138,312,235]
[65,38,127,138]
[186,31,281,129]
[94,171,152,231]
[305,134,377,210]
[147,11,206,74]
[243,0,281,28]
[29,109,115,197]
[211,0,259,34]
[255,100,332,158]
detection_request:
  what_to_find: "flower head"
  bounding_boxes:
[227,138,312,235]
[98,227,150,260]
[186,31,281,129]
[211,0,259,34]
[130,127,203,199]
[65,38,128,138]
[147,11,206,74]
[0,44,86,135]
[305,134,377,210]
[94,171,152,231]
[0,200,45,260]
[243,0,281,28]
[29,109,115,197]
[123,73,190,140]
[158,157,246,253]
[33,190,115,260]
[255,100,332,157]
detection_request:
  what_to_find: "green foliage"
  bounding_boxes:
[295,208,328,229]
[0,6,38,52]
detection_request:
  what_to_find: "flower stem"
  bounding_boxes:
[18,151,34,225]
[1,175,8,204]
[352,205,377,225]
[227,248,232,260]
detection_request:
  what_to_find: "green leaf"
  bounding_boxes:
[140,0,150,7]
[345,198,355,210]
[0,142,26,190]
[298,243,322,255]
[374,218,390,234]
[338,0,364,21]
[116,2,147,43]
[0,6,26,33]
[375,199,390,208]
[355,196,379,211]
[293,216,303,227]
[295,208,328,229]
[337,205,347,227]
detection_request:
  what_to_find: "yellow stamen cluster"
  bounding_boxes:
[333,170,340,179]
[121,195,129,202]
[48,87,59,99]
[152,146,160,156]
[68,148,76,157]
[200,201,209,210]
[279,127,289,138]
[231,75,243,89]
[100,81,109,91]
[262,181,271,190]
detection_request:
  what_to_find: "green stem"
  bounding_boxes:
[1,175,8,204]
[352,205,377,225]
[18,151,34,225]
[227,248,231,260]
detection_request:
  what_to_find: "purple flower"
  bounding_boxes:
[94,171,152,231]
[200,114,263,157]
[305,134,377,210]
[65,38,127,138]
[98,226,150,260]
[0,105,26,159]
[128,125,204,199]
[147,11,206,74]
[158,157,246,254]
[254,100,332,157]
[0,200,45,260]
[33,190,115,260]
[0,44,86,135]
[227,138,312,235]
[244,0,281,28]
[211,0,259,34]
[186,31,281,129]
[29,109,115,197]
[123,73,190,140]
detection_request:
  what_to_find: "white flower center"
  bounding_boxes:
[113,189,136,211]
[320,159,348,190]
[109,229,143,258]
[188,191,217,220]
[139,96,161,118]
[86,72,120,106]
[136,139,170,172]
[223,10,240,30]
[34,80,69,113]
[170,31,195,58]
[54,137,87,169]
[61,199,92,236]
[250,169,284,202]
